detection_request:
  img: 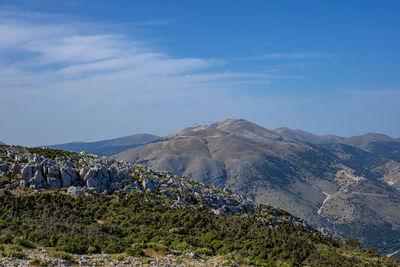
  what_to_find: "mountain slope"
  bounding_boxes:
[115,119,400,255]
[275,127,399,152]
[0,141,5,145]
[342,133,395,150]
[1,145,396,265]
[47,134,160,156]
[274,127,343,145]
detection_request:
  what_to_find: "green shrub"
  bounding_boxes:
[0,244,25,259]
[125,244,145,257]
[87,245,98,254]
[0,191,396,266]
[51,251,74,262]
[195,247,214,256]
[12,237,35,248]
[0,176,9,184]
[29,258,47,266]
[103,242,125,254]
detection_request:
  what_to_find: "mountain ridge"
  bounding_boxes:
[46,133,160,156]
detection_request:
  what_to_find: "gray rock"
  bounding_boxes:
[20,166,33,180]
[30,169,46,189]
[47,176,61,189]
[0,164,7,171]
[60,167,77,187]
[32,155,42,164]
[186,252,204,261]
[68,186,84,196]
[47,165,60,177]
[79,167,89,181]
[78,260,90,266]
[15,155,23,161]
[10,163,20,172]
[86,177,103,191]
[123,183,142,193]
[19,180,27,187]
[142,177,156,192]
[109,182,123,191]
[82,168,97,182]
[168,250,182,256]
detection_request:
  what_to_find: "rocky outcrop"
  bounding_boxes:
[0,145,293,223]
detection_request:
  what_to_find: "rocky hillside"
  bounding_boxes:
[47,133,160,156]
[0,145,259,216]
[0,145,398,266]
[115,119,400,255]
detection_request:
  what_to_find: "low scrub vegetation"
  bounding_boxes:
[0,190,397,266]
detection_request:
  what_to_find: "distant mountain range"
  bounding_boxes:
[47,134,160,156]
[0,141,5,145]
[115,119,400,255]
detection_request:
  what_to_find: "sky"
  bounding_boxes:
[0,0,399,146]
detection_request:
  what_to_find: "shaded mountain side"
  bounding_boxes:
[115,118,400,255]
[275,127,399,152]
[341,133,395,150]
[47,134,160,156]
[274,127,343,145]
[0,141,5,145]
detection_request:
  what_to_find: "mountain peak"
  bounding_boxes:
[210,118,281,140]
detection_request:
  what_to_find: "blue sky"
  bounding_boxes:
[0,0,399,146]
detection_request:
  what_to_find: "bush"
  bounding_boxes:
[12,237,35,248]
[0,176,9,184]
[51,251,74,262]
[0,244,25,259]
[103,242,125,254]
[0,191,396,266]
[87,245,98,254]
[195,247,214,256]
[125,244,145,257]
[29,258,47,266]
[342,238,363,252]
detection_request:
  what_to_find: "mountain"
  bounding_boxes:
[115,119,400,255]
[274,127,344,144]
[0,141,5,145]
[46,134,160,156]
[1,145,396,266]
[341,133,394,150]
[275,127,398,152]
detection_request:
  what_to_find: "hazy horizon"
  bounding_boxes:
[1,0,399,146]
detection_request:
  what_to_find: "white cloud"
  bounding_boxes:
[238,52,333,61]
[0,11,284,145]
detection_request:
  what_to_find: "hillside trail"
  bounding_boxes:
[387,248,400,258]
[317,191,331,215]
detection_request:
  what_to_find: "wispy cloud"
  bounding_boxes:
[0,10,286,145]
[0,11,269,92]
[237,52,333,61]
